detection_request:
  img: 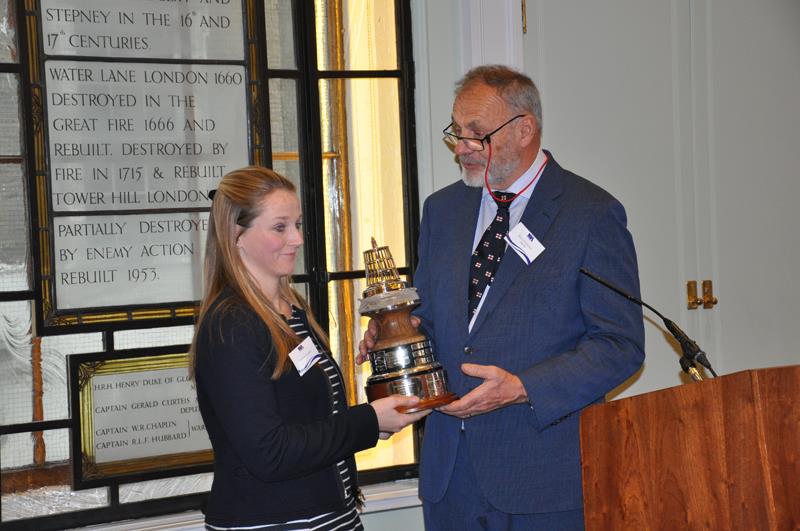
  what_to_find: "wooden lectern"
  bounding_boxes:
[580,366,800,530]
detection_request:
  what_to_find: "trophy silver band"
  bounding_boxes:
[359,239,456,413]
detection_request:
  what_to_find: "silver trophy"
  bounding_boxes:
[359,239,456,413]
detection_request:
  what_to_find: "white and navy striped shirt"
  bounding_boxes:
[206,307,363,531]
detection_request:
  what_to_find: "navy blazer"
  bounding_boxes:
[195,294,378,527]
[415,152,645,514]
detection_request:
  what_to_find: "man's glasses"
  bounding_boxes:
[442,114,526,152]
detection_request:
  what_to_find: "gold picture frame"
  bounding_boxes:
[70,348,213,488]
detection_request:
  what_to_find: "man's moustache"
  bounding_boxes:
[459,157,484,166]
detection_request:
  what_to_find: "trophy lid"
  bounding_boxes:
[362,238,409,298]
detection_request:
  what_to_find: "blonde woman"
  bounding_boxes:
[191,167,427,530]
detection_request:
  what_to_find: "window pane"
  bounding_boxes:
[0,73,21,155]
[1,328,104,426]
[272,159,300,185]
[114,325,195,350]
[1,430,108,522]
[319,78,406,272]
[0,0,17,63]
[269,79,300,178]
[327,278,416,470]
[40,333,103,422]
[315,0,397,71]
[0,163,30,291]
[119,472,212,503]
[264,0,296,69]
[355,415,416,470]
[272,159,300,193]
[291,281,309,303]
[0,301,32,426]
[269,78,305,275]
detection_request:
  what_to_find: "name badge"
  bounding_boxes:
[289,336,322,376]
[505,222,545,265]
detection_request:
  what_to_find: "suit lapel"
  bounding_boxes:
[467,154,564,338]
[451,186,483,332]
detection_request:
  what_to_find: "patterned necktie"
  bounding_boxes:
[469,192,513,318]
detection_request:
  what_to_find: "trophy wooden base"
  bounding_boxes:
[365,366,458,413]
[396,393,458,414]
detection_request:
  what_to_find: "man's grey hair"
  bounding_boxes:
[455,65,543,134]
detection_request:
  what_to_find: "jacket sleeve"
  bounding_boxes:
[412,196,436,339]
[196,305,379,482]
[518,199,646,430]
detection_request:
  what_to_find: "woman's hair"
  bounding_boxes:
[189,166,329,379]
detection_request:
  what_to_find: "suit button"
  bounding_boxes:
[463,346,473,355]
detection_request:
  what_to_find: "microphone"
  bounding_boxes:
[579,267,717,380]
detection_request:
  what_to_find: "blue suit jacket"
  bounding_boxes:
[414,152,645,514]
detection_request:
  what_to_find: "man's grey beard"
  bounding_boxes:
[460,156,518,189]
[461,170,484,188]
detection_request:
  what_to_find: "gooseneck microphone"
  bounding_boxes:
[579,267,717,380]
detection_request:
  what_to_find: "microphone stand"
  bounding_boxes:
[579,268,718,381]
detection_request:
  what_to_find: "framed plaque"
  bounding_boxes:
[69,347,213,488]
[30,1,254,329]
[40,0,245,61]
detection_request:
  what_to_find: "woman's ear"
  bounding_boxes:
[234,225,244,248]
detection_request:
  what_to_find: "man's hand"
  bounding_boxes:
[357,315,421,365]
[438,363,528,419]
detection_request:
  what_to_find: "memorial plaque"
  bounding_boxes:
[46,61,248,213]
[71,349,213,487]
[53,212,208,310]
[41,0,244,61]
[43,59,248,312]
[33,1,252,324]
[36,0,251,319]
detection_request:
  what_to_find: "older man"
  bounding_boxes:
[362,65,645,530]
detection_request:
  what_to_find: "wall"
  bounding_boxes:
[412,0,800,398]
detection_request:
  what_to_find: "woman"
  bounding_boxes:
[191,167,427,530]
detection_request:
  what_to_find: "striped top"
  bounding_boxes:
[206,307,363,531]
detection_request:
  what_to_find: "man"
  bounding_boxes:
[360,65,645,530]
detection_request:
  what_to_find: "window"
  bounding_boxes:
[0,0,419,528]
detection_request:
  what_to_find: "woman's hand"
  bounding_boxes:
[370,394,430,438]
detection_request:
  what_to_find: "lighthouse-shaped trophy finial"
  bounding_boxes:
[358,239,456,413]
[363,237,404,293]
